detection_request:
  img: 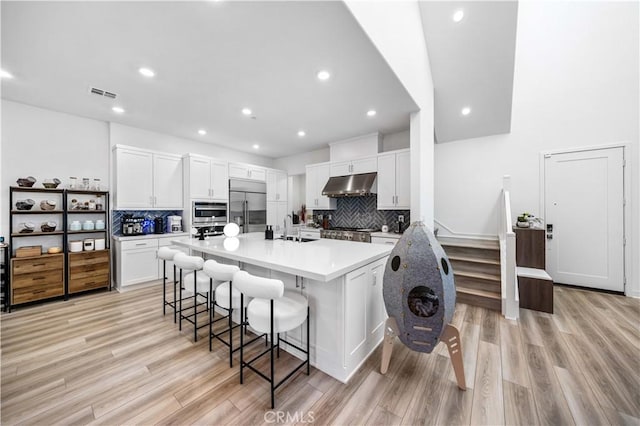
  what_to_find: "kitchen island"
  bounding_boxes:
[172,233,393,382]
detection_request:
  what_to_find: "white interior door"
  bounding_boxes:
[544,147,624,291]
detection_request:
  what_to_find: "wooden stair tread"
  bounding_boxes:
[456,286,501,299]
[453,270,501,282]
[448,255,500,265]
[438,237,499,250]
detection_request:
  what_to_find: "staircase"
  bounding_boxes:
[438,237,502,311]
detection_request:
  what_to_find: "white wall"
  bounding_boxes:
[434,1,639,295]
[345,0,435,227]
[382,129,409,152]
[1,100,110,241]
[109,123,273,167]
[272,147,330,176]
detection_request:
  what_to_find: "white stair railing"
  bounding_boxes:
[500,175,519,320]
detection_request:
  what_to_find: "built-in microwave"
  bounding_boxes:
[192,201,228,227]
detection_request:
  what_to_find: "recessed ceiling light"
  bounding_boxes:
[198,129,207,135]
[461,106,471,116]
[298,130,306,137]
[242,108,252,116]
[453,9,464,23]
[138,67,155,78]
[367,110,377,117]
[317,70,331,81]
[1,69,14,79]
[112,106,125,114]
[252,144,260,150]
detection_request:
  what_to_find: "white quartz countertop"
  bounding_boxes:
[112,232,189,241]
[171,233,392,282]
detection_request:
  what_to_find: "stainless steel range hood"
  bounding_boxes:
[321,172,377,197]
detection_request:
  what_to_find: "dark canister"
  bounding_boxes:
[154,217,165,234]
[265,225,273,240]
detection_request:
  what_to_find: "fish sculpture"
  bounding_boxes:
[381,221,466,390]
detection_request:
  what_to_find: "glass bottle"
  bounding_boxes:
[93,178,101,191]
[69,177,77,189]
[82,178,90,190]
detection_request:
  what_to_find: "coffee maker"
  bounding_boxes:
[166,215,182,233]
[121,215,144,236]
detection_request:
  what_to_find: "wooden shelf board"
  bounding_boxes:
[11,210,64,214]
[11,231,64,237]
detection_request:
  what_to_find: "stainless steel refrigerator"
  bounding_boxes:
[229,179,267,233]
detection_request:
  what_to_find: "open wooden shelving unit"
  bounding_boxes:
[7,186,111,312]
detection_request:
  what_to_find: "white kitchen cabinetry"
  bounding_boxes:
[377,149,410,210]
[266,169,288,202]
[185,154,229,201]
[305,163,336,210]
[113,145,184,209]
[229,162,266,182]
[154,154,184,209]
[267,201,288,233]
[115,236,189,289]
[344,257,386,372]
[116,239,159,288]
[330,156,377,177]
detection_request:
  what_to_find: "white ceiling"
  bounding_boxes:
[419,1,518,143]
[1,1,418,159]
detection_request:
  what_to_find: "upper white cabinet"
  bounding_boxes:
[266,200,288,233]
[377,149,410,210]
[329,156,377,177]
[185,154,229,201]
[306,163,336,210]
[114,146,183,209]
[229,162,266,182]
[266,169,288,202]
[153,154,184,209]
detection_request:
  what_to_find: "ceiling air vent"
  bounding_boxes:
[89,86,117,99]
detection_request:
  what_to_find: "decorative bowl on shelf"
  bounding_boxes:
[40,200,57,210]
[19,222,36,233]
[15,199,35,210]
[42,178,61,189]
[41,221,57,232]
[16,176,36,187]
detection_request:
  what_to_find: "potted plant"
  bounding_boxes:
[516,212,532,228]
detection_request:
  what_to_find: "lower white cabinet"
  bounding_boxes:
[114,236,188,289]
[117,239,159,288]
[344,257,386,372]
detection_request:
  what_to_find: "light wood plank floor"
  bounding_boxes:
[1,284,639,425]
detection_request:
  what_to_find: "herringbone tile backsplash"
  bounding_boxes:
[313,195,409,230]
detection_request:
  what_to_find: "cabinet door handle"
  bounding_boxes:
[32,289,46,294]
[135,243,146,246]
[33,276,46,281]
[33,263,45,267]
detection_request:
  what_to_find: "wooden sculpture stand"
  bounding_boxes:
[380,317,466,390]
